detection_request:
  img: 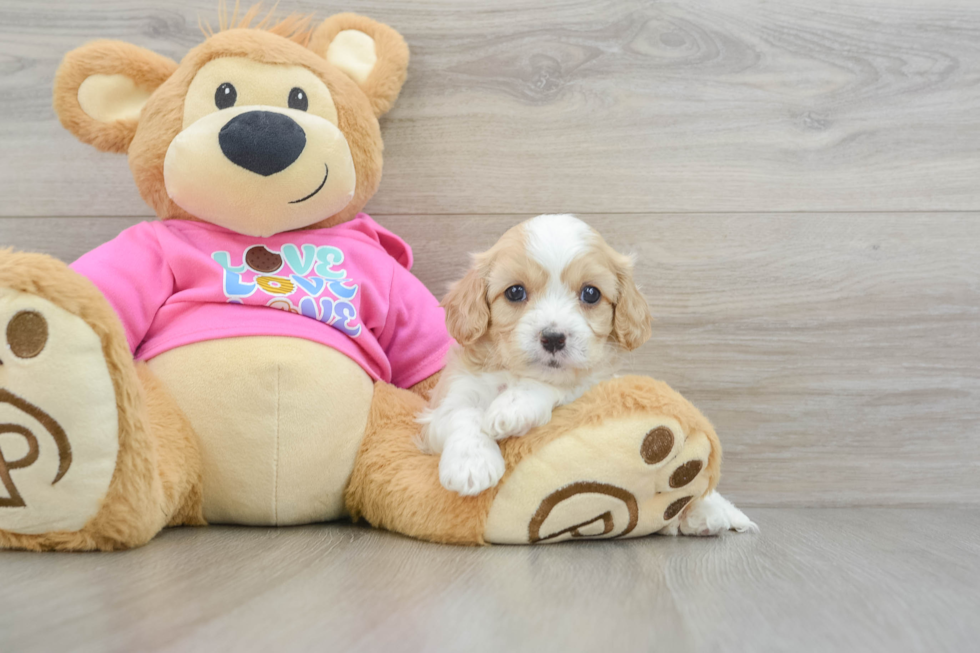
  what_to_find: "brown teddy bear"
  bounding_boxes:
[0,9,730,551]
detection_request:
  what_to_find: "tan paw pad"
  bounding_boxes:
[484,414,711,544]
[0,290,118,535]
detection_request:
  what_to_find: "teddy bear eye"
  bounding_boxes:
[215,82,237,109]
[288,87,308,111]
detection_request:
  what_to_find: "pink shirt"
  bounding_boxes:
[71,214,452,388]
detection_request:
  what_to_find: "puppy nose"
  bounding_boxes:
[540,330,566,353]
[219,110,306,176]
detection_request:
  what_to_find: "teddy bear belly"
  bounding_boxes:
[146,336,374,526]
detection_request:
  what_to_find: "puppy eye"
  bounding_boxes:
[288,87,309,111]
[580,285,601,304]
[215,83,237,109]
[504,285,527,302]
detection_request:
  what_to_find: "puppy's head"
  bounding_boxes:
[443,214,652,380]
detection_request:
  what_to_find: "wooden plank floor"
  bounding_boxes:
[0,509,977,653]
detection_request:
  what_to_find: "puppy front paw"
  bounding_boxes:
[481,391,551,440]
[439,437,506,496]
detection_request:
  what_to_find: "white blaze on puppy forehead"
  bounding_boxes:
[523,214,595,274]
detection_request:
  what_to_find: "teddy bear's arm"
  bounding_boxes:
[381,263,454,390]
[70,223,173,354]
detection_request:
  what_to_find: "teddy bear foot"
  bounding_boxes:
[0,283,120,539]
[483,376,732,544]
[0,253,204,551]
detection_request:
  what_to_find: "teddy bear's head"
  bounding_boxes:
[53,10,408,237]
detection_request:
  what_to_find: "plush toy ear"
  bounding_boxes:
[53,40,177,154]
[308,13,410,117]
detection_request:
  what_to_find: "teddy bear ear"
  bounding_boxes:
[308,13,410,118]
[53,40,177,154]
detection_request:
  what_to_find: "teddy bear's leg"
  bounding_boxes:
[0,252,204,551]
[346,381,495,544]
[347,375,725,545]
[483,376,723,544]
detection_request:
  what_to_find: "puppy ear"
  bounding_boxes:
[53,40,177,153]
[309,13,409,117]
[612,253,653,351]
[442,257,490,346]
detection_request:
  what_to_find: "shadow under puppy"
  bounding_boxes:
[419,214,757,536]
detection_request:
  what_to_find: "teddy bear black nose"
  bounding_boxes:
[218,110,306,177]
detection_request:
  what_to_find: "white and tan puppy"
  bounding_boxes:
[419,214,648,496]
[419,214,757,537]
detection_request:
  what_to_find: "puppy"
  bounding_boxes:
[418,214,651,496]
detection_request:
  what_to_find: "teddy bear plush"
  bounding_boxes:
[0,10,723,550]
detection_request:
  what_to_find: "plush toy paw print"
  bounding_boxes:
[0,284,119,535]
[485,382,720,544]
[0,252,154,551]
[0,253,205,551]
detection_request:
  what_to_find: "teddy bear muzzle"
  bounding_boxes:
[163,104,356,238]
